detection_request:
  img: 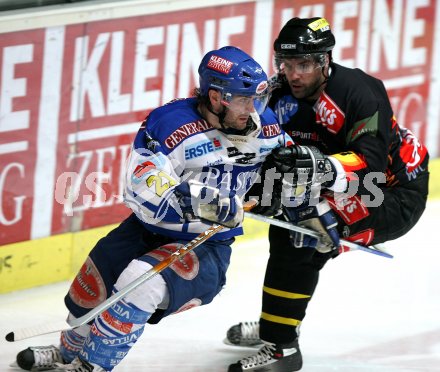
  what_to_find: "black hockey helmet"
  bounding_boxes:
[273,17,335,58]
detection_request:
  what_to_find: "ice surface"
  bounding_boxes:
[1,201,440,371]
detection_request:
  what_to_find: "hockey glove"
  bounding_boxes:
[245,159,283,217]
[175,180,244,228]
[267,145,338,188]
[283,198,340,253]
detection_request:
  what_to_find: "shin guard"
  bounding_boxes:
[79,291,151,371]
[59,328,87,363]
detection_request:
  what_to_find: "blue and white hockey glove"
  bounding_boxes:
[175,180,244,228]
[283,198,340,253]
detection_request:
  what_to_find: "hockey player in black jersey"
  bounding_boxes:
[227,17,429,371]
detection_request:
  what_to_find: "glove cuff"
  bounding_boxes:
[325,156,348,192]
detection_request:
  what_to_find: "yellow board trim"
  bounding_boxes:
[263,285,310,299]
[261,312,301,327]
[0,224,117,293]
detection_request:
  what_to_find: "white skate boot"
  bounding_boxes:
[224,321,262,347]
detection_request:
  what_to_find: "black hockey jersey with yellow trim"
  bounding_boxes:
[270,62,429,190]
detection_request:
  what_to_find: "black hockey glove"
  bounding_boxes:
[267,145,336,188]
[245,160,282,217]
[246,176,282,216]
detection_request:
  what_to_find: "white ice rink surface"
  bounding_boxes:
[1,201,440,372]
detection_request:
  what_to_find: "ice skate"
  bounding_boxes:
[15,345,64,371]
[228,339,302,371]
[224,321,262,347]
[51,357,106,372]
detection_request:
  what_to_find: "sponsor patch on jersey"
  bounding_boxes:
[274,94,299,125]
[399,128,428,174]
[165,120,212,149]
[288,130,321,142]
[260,145,277,153]
[133,161,156,179]
[185,137,223,160]
[147,243,199,280]
[68,257,107,309]
[207,55,234,74]
[348,112,379,142]
[262,123,281,137]
[226,146,256,164]
[315,91,345,134]
[326,194,369,225]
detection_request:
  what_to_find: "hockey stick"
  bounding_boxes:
[244,212,393,259]
[6,201,256,342]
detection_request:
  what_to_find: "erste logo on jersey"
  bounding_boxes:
[165,120,212,149]
[315,91,345,134]
[207,55,233,74]
[185,137,223,160]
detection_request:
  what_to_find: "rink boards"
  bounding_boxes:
[1,0,440,292]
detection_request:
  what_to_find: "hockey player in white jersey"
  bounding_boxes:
[13,46,291,371]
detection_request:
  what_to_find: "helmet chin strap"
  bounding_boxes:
[305,65,330,100]
[207,103,228,129]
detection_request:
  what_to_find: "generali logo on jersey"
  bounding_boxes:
[262,123,281,137]
[165,120,212,149]
[207,55,234,74]
[315,92,345,134]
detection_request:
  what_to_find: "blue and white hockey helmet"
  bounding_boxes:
[198,46,269,114]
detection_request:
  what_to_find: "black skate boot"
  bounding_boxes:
[225,321,262,347]
[228,339,302,371]
[16,345,64,371]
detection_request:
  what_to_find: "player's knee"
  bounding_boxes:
[115,259,169,313]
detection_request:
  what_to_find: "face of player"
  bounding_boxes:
[208,91,265,131]
[280,55,327,100]
[221,95,255,130]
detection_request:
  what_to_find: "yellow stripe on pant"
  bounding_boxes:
[263,285,311,299]
[261,312,302,327]
[261,285,310,326]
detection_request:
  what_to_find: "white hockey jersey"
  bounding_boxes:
[124,97,292,240]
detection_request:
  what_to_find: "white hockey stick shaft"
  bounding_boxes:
[5,223,224,342]
[244,212,393,259]
[6,201,256,342]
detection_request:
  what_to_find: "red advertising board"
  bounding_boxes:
[0,0,438,245]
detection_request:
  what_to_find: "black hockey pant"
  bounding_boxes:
[259,172,429,344]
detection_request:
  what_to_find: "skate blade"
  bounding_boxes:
[222,337,263,348]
